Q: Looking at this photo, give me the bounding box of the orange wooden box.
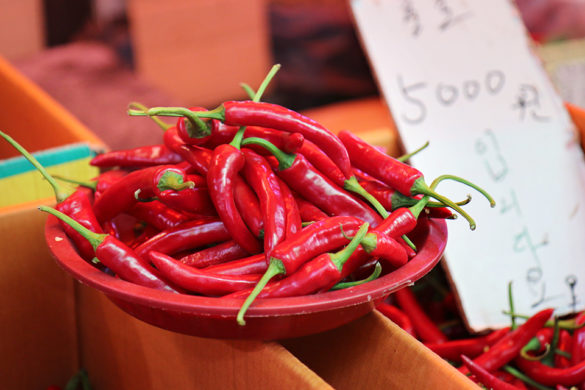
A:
[0,55,477,389]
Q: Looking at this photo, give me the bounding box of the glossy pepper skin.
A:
[180,240,248,268]
[221,100,353,179]
[135,218,231,258]
[242,149,287,256]
[394,287,448,344]
[90,144,182,168]
[207,144,262,254]
[272,153,382,227]
[339,130,422,196]
[57,187,104,260]
[515,355,585,387]
[294,196,328,222]
[129,201,190,231]
[460,355,518,390]
[460,308,554,375]
[204,254,267,275]
[424,327,509,362]
[277,177,302,238]
[148,251,261,296]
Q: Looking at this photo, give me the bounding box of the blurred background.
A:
[2,0,585,150]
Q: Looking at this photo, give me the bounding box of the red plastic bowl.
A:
[45,215,447,340]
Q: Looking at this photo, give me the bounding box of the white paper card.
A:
[351,0,585,331]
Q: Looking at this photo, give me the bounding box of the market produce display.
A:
[377,273,585,389]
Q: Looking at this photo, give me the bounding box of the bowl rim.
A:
[45,215,447,318]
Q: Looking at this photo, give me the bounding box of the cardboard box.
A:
[1,55,476,389]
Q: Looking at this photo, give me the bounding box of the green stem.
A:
[541,317,560,366]
[53,174,97,190]
[0,130,68,202]
[418,177,477,230]
[240,83,256,100]
[252,64,281,102]
[330,262,382,290]
[431,174,496,208]
[502,365,553,390]
[128,102,173,130]
[241,137,296,170]
[237,259,286,326]
[128,106,215,136]
[502,311,585,330]
[331,222,369,271]
[157,171,194,192]
[397,141,430,162]
[39,206,107,251]
[343,176,389,218]
[508,281,517,330]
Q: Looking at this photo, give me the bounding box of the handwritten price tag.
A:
[351,0,585,330]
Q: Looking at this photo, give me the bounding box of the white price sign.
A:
[351,0,585,331]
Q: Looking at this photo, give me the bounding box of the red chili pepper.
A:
[134,218,231,258]
[571,312,585,366]
[233,222,370,325]
[163,126,213,176]
[208,143,262,254]
[295,196,328,222]
[40,206,178,292]
[515,354,585,387]
[339,130,495,230]
[179,240,248,268]
[175,106,213,145]
[424,327,510,362]
[461,355,518,390]
[204,254,267,275]
[277,177,302,238]
[155,180,214,216]
[233,175,264,237]
[90,144,182,168]
[376,302,416,337]
[0,131,104,261]
[460,308,554,375]
[242,148,287,255]
[129,201,190,231]
[393,286,448,344]
[241,137,383,227]
[148,251,261,296]
[555,330,573,368]
[360,229,408,268]
[93,165,192,223]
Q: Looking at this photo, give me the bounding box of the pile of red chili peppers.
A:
[377,270,585,389]
[3,66,496,330]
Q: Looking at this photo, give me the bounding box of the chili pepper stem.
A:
[331,222,369,271]
[241,137,296,170]
[502,365,553,390]
[157,171,194,192]
[128,102,173,130]
[128,107,212,137]
[39,205,107,251]
[343,176,389,218]
[501,311,585,330]
[252,64,281,103]
[432,174,496,208]
[397,141,430,162]
[0,130,68,202]
[241,83,256,100]
[53,175,97,190]
[417,178,477,230]
[237,259,286,326]
[330,262,382,290]
[508,281,517,330]
[521,338,550,360]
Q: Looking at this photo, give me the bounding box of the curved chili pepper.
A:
[135,218,231,258]
[571,312,585,367]
[137,101,354,179]
[241,148,287,256]
[90,144,182,168]
[339,130,496,230]
[40,206,178,293]
[295,196,328,222]
[93,165,192,222]
[460,308,554,375]
[241,137,383,227]
[277,177,302,238]
[461,355,518,390]
[163,126,212,176]
[394,286,448,344]
[360,229,408,268]
[234,222,370,325]
[204,254,267,275]
[515,355,585,387]
[233,175,264,237]
[129,201,190,231]
[179,240,249,268]
[176,106,213,145]
[555,330,573,368]
[375,302,416,337]
[207,143,262,254]
[0,130,104,261]
[156,180,214,216]
[148,251,261,296]
[424,327,510,362]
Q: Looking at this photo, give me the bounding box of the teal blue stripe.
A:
[0,143,95,179]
